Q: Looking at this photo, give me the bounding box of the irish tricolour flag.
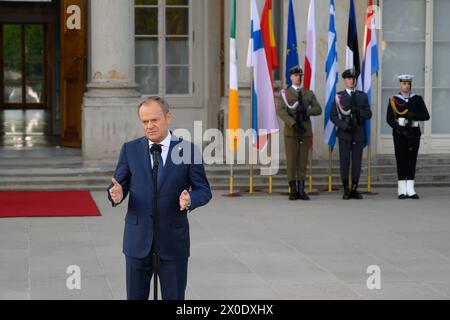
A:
[228,0,240,152]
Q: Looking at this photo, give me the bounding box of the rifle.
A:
[350,91,363,127]
[295,91,307,140]
[405,111,415,151]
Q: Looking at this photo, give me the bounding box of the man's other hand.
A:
[179,190,191,212]
[110,178,123,205]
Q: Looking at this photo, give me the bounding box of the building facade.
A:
[1,0,449,162]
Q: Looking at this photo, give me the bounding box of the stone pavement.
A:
[1,187,450,300]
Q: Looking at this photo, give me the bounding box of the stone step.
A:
[1,169,449,181]
[1,165,448,178]
[1,154,450,166]
[210,181,450,190]
[204,166,450,175]
[0,185,108,192]
[1,162,450,178]
[0,168,115,177]
[0,156,84,165]
[1,155,450,191]
[1,174,449,191]
[1,181,449,192]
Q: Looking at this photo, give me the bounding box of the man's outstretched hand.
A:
[179,190,191,212]
[110,178,123,205]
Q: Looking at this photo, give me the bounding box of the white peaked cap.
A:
[398,74,415,82]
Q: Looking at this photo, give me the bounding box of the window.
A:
[432,0,450,134]
[135,0,191,96]
[380,0,426,135]
[381,0,450,137]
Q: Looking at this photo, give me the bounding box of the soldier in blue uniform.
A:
[331,68,372,200]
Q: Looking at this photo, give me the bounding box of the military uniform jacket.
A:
[386,94,430,138]
[330,90,372,143]
[276,87,322,138]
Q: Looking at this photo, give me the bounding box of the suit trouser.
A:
[125,252,188,300]
[338,139,364,183]
[285,135,311,181]
[393,132,420,180]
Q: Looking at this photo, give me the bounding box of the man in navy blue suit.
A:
[108,97,212,300]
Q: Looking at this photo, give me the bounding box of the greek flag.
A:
[324,0,338,149]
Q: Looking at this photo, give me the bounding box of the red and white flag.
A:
[304,0,316,148]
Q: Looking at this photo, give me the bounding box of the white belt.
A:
[396,118,420,127]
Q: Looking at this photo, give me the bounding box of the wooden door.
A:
[60,0,86,148]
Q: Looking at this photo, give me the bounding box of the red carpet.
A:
[0,191,101,218]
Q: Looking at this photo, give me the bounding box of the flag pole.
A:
[362,143,378,195]
[269,134,273,194]
[249,75,254,194]
[328,146,333,192]
[325,145,340,192]
[224,150,242,197]
[309,146,313,193]
[223,132,242,198]
[250,164,254,193]
[367,145,371,193]
[307,145,319,195]
[230,163,234,194]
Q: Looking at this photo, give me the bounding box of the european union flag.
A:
[285,0,299,86]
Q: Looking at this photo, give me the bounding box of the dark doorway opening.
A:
[0,1,60,149]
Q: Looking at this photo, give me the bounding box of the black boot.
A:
[342,180,351,200]
[297,180,310,200]
[289,181,298,200]
[351,181,363,199]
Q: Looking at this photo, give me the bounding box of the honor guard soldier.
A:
[386,74,430,199]
[276,65,322,201]
[331,68,372,200]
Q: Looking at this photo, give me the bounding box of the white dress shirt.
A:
[292,85,302,92]
[346,88,355,96]
[148,131,172,168]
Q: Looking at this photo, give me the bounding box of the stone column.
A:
[83,0,142,162]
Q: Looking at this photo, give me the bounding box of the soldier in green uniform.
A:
[276,66,322,201]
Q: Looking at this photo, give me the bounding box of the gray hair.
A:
[137,96,170,115]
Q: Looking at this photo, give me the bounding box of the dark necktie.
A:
[157,152,164,184]
[350,91,356,109]
[153,145,164,185]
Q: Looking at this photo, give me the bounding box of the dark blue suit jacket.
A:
[330,90,372,143]
[107,135,212,260]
